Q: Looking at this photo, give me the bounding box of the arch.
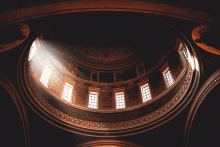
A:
[0,0,218,26]
[183,68,220,147]
[0,71,30,147]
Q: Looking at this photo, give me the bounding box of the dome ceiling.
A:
[47,12,175,69]
[18,11,200,137]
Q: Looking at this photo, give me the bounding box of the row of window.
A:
[38,64,175,109]
[29,41,188,109]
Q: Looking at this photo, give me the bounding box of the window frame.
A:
[162,67,174,88]
[88,91,99,109]
[178,41,189,65]
[61,82,74,102]
[115,92,126,109]
[140,83,152,103]
[181,47,188,60]
[40,65,52,88]
[113,87,126,109]
[28,41,37,61]
[87,87,101,109]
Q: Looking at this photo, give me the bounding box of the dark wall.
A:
[149,71,165,97]
[168,51,184,79]
[0,85,26,147]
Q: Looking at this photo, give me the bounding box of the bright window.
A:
[40,65,51,87]
[141,83,152,103]
[115,92,125,109]
[62,82,73,102]
[88,92,98,109]
[163,68,174,87]
[182,47,188,60]
[28,41,37,61]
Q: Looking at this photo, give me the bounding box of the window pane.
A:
[62,82,73,102]
[182,47,188,60]
[115,92,125,109]
[88,92,98,109]
[141,84,152,103]
[164,69,174,87]
[28,41,37,61]
[40,65,51,87]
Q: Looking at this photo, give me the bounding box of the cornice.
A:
[28,61,189,113]
[25,62,193,133]
[0,0,218,27]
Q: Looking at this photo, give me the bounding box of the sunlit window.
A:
[40,65,51,87]
[28,41,37,61]
[182,47,188,60]
[140,83,152,103]
[88,92,98,109]
[62,82,73,102]
[163,68,174,87]
[115,92,125,109]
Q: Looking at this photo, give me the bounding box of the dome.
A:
[18,11,199,137]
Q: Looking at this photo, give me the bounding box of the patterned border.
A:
[25,62,193,131]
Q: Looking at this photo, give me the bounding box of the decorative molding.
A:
[0,71,30,147]
[15,17,200,138]
[25,61,193,131]
[183,68,220,147]
[29,58,189,113]
[0,0,217,26]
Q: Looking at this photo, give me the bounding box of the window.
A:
[88,92,98,109]
[40,65,52,87]
[141,83,152,103]
[181,47,188,60]
[28,41,37,61]
[62,82,73,102]
[115,92,125,109]
[163,67,174,87]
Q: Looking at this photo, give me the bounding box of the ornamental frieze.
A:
[25,61,192,131]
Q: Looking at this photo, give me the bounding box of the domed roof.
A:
[46,12,175,70]
[18,11,199,137]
